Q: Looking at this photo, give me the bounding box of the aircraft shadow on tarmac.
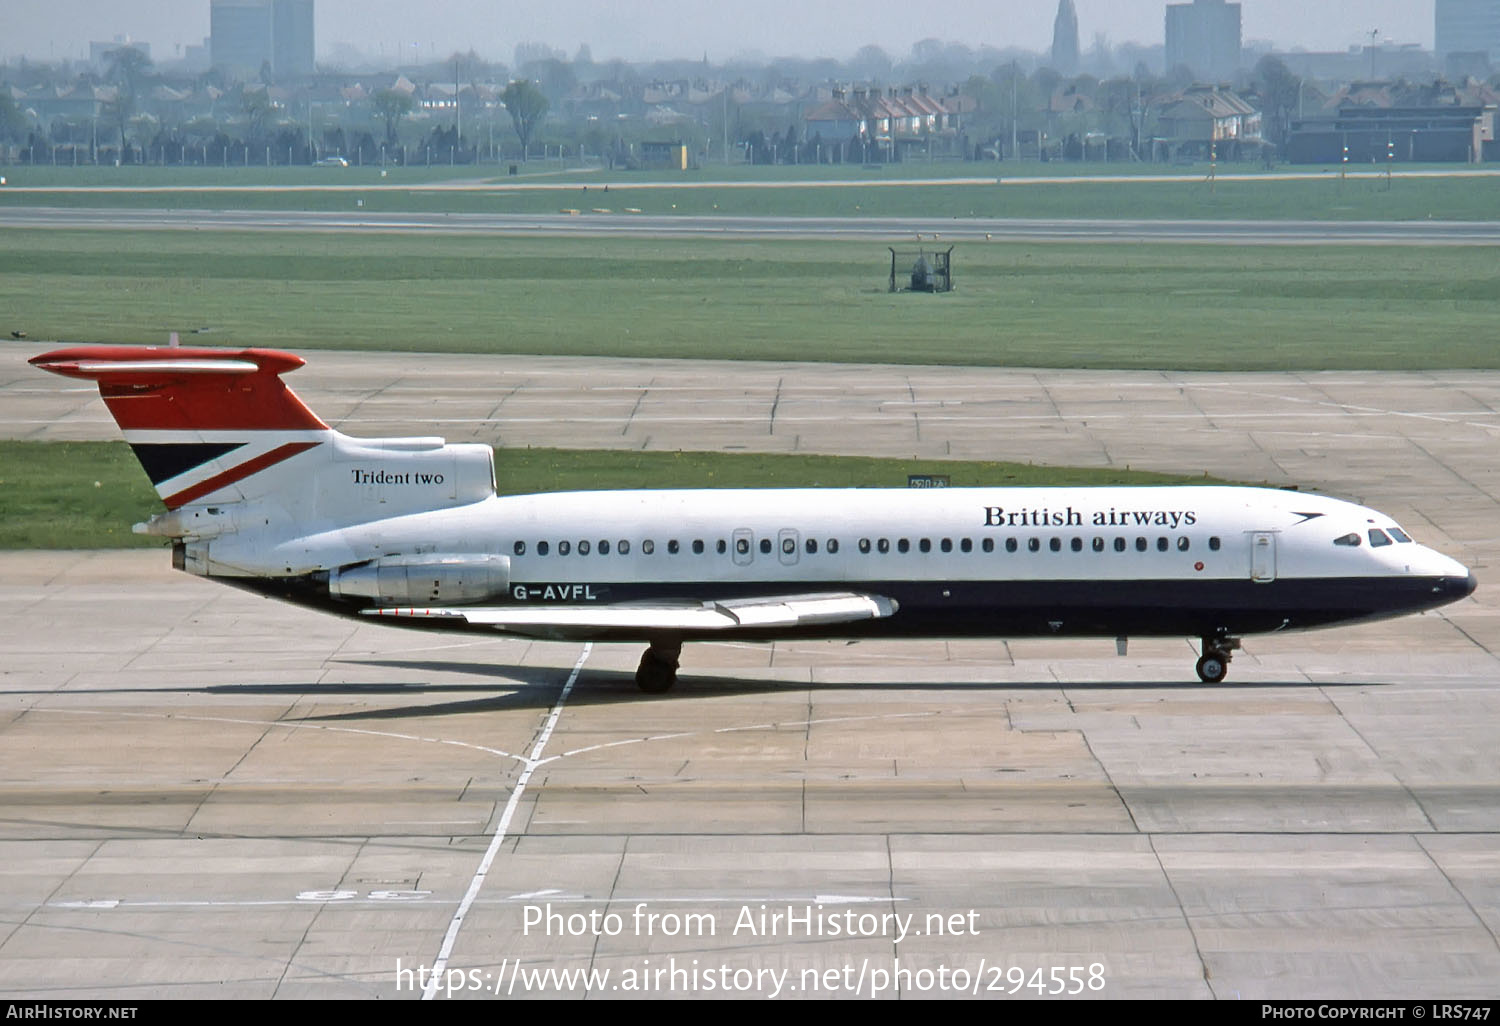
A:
[7,659,1385,724]
[283,657,1380,723]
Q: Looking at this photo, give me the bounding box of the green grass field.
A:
[2,162,1497,220]
[0,442,165,548]
[0,441,1222,549]
[4,227,1497,370]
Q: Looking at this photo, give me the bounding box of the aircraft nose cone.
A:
[1445,572,1479,599]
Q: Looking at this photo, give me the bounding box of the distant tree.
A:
[524,58,576,107]
[1254,55,1302,154]
[908,38,947,67]
[99,95,132,161]
[501,79,548,159]
[104,46,153,161]
[581,121,608,160]
[239,87,275,149]
[1031,65,1063,99]
[105,46,152,100]
[850,44,893,81]
[352,130,378,165]
[0,88,28,145]
[371,88,413,148]
[1096,77,1134,153]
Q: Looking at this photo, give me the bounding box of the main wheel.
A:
[635,647,678,693]
[1195,652,1228,684]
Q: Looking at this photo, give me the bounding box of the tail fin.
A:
[31,345,328,510]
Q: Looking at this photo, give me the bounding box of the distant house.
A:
[26,82,117,123]
[1153,85,1262,159]
[803,85,963,160]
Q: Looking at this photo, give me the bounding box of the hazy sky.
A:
[6,1,1438,65]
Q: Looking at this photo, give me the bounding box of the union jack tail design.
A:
[31,345,330,510]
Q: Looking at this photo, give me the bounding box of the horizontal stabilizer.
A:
[30,345,327,433]
[363,591,898,637]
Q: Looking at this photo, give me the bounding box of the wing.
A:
[361,591,898,639]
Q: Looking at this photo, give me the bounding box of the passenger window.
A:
[1177,537,1190,551]
[717,539,727,554]
[1209,537,1221,551]
[578,540,591,555]
[1071,538,1083,552]
[668,540,680,554]
[1027,538,1040,553]
[736,538,749,555]
[598,540,609,555]
[694,540,706,555]
[1093,537,1105,552]
[982,538,995,553]
[828,539,839,554]
[559,540,571,556]
[897,539,910,553]
[1156,537,1168,552]
[878,539,890,553]
[940,539,952,553]
[805,538,818,554]
[1135,538,1147,552]
[642,540,654,555]
[859,538,871,554]
[960,539,972,553]
[618,540,629,555]
[538,541,550,556]
[1388,527,1412,543]
[1334,533,1361,547]
[759,538,771,555]
[1114,538,1126,552]
[514,540,526,556]
[1368,529,1393,547]
[782,538,796,555]
[1005,538,1017,553]
[919,538,931,553]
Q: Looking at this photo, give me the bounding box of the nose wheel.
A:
[1196,635,1240,683]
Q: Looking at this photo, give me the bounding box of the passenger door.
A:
[1250,532,1277,583]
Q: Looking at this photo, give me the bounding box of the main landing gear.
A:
[635,637,682,693]
[1195,634,1241,683]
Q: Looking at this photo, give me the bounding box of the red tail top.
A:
[31,345,328,432]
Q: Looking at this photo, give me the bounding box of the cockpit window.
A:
[1334,533,1361,547]
[1368,529,1393,547]
[1388,527,1413,543]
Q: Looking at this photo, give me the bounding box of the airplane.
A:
[32,344,1477,691]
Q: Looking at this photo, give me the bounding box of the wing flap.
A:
[363,591,897,635]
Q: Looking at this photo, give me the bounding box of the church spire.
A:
[1052,0,1080,74]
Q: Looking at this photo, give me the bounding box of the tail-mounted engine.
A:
[329,553,511,606]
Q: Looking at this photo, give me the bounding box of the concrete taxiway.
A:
[1,346,1498,998]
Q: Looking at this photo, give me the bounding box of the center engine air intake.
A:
[329,554,511,606]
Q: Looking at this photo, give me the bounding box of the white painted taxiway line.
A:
[421,642,592,1001]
